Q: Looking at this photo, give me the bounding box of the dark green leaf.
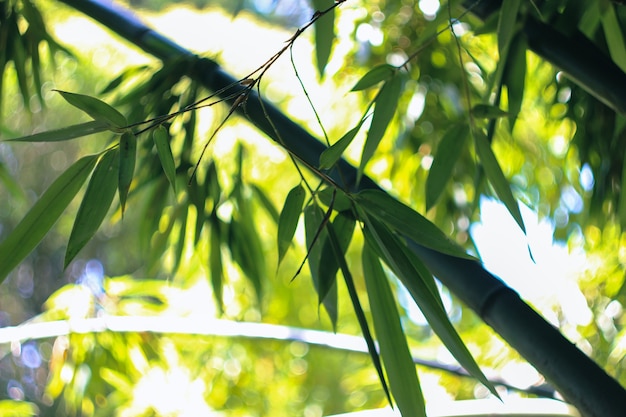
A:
[319,119,365,170]
[317,187,352,212]
[503,34,527,130]
[358,74,404,183]
[471,104,509,119]
[5,121,111,142]
[250,184,279,224]
[277,184,306,266]
[351,64,395,91]
[56,90,128,129]
[209,215,224,313]
[312,0,335,78]
[473,131,526,233]
[426,124,469,210]
[601,3,626,72]
[118,131,137,214]
[65,149,119,267]
[318,212,355,308]
[228,218,264,301]
[355,189,474,259]
[153,125,177,194]
[0,154,98,284]
[361,216,499,399]
[497,0,521,56]
[362,245,426,417]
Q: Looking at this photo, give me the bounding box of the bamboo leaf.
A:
[473,131,526,233]
[355,189,474,260]
[56,90,128,129]
[313,0,335,78]
[503,34,527,130]
[361,215,499,399]
[351,64,395,91]
[228,218,264,301]
[209,215,224,312]
[0,154,98,284]
[250,184,279,224]
[277,184,306,266]
[5,121,111,142]
[426,124,469,211]
[318,212,355,308]
[358,74,403,183]
[471,104,509,119]
[601,2,626,72]
[65,149,119,267]
[118,131,137,214]
[153,125,177,194]
[319,119,365,170]
[362,244,426,417]
[497,0,521,56]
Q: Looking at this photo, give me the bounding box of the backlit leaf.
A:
[358,74,404,183]
[313,0,335,78]
[601,2,626,72]
[153,125,177,193]
[277,184,306,266]
[356,189,474,259]
[65,149,119,267]
[5,121,111,142]
[0,154,98,284]
[362,244,426,417]
[56,90,128,129]
[474,131,525,233]
[319,119,365,170]
[361,215,499,399]
[209,215,224,312]
[426,124,469,210]
[351,64,395,91]
[118,131,137,214]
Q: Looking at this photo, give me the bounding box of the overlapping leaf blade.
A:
[503,33,527,130]
[118,131,137,214]
[362,244,426,417]
[5,121,111,142]
[426,124,469,211]
[497,0,521,57]
[65,149,119,267]
[56,90,128,129]
[0,154,98,283]
[153,125,177,193]
[355,189,474,260]
[351,64,395,91]
[319,120,365,170]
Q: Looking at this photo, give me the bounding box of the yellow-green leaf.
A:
[362,244,426,417]
[426,124,469,210]
[65,149,119,267]
[277,184,306,266]
[356,189,474,259]
[153,125,177,193]
[474,131,526,233]
[318,212,355,307]
[497,0,521,56]
[351,64,395,91]
[118,131,137,214]
[358,74,404,183]
[0,154,98,284]
[601,2,626,72]
[319,120,364,170]
[313,0,335,78]
[56,90,127,129]
[5,121,110,142]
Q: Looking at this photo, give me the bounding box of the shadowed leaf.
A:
[277,184,306,266]
[153,125,177,194]
[118,131,137,214]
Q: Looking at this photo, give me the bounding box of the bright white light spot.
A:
[549,135,568,157]
[560,186,583,213]
[407,85,427,122]
[356,23,384,46]
[580,163,594,191]
[419,0,440,19]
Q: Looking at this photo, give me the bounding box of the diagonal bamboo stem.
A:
[56,1,626,416]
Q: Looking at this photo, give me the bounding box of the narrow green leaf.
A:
[118,131,137,214]
[362,245,426,417]
[312,0,335,78]
[172,206,188,273]
[503,34,527,130]
[153,125,177,194]
[65,149,119,267]
[601,2,626,72]
[11,23,30,108]
[319,119,365,170]
[471,104,509,119]
[250,184,279,224]
[5,121,111,142]
[317,186,352,212]
[355,189,474,260]
[426,124,469,210]
[318,212,355,307]
[0,155,98,284]
[56,90,128,129]
[351,64,395,91]
[304,203,337,326]
[277,184,306,266]
[358,74,403,183]
[361,215,499,399]
[497,0,521,56]
[209,215,224,313]
[473,131,526,233]
[228,218,264,301]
